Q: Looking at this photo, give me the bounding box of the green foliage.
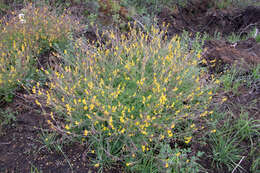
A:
[218,63,260,96]
[0,2,9,16]
[251,64,260,81]
[250,28,260,43]
[30,164,42,173]
[227,32,243,43]
[210,132,242,171]
[156,143,203,173]
[251,156,260,173]
[208,112,242,171]
[205,27,260,44]
[39,130,59,152]
[226,28,260,43]
[208,110,260,172]
[219,68,239,93]
[0,108,16,133]
[33,25,216,171]
[234,112,260,146]
[121,0,188,16]
[255,34,260,43]
[215,0,234,9]
[215,0,260,9]
[0,3,77,103]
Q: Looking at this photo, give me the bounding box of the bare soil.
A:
[202,38,260,73]
[0,93,99,173]
[158,0,260,37]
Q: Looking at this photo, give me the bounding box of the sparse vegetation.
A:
[0,108,16,134]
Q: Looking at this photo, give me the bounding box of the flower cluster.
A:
[0,4,76,102]
[34,24,214,170]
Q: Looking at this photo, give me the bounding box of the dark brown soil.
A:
[158,0,260,38]
[0,94,99,173]
[202,38,260,73]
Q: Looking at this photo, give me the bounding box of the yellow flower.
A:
[73,99,77,105]
[126,162,132,166]
[89,104,95,111]
[222,97,227,102]
[165,162,169,168]
[13,40,16,49]
[32,86,36,94]
[200,111,208,117]
[196,87,201,91]
[184,136,192,144]
[82,98,86,105]
[86,114,92,119]
[160,135,165,140]
[202,58,207,64]
[159,93,167,105]
[142,145,146,152]
[168,130,173,137]
[65,124,70,130]
[104,110,109,116]
[88,82,94,89]
[84,129,88,136]
[120,116,125,123]
[176,152,181,157]
[94,163,99,168]
[50,112,54,120]
[35,99,41,106]
[211,129,216,133]
[172,87,178,92]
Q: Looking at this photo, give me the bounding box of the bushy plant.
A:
[34,24,215,171]
[0,3,77,103]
